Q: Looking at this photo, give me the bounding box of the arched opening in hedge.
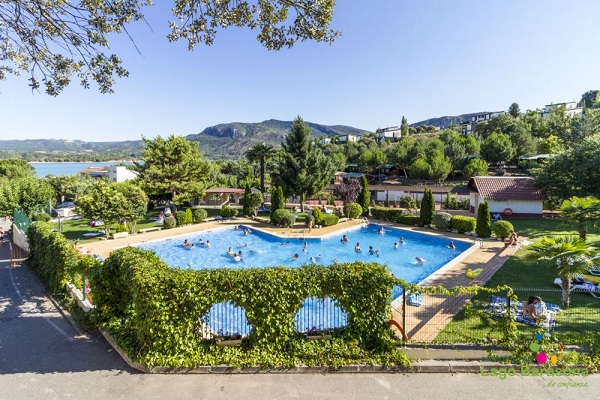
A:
[199,301,251,340]
[294,296,348,334]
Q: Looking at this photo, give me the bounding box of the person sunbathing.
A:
[505,230,519,247]
[523,296,548,322]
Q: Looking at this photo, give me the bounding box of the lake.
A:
[30,162,135,177]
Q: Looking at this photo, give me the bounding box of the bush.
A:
[116,223,128,233]
[220,205,238,218]
[449,215,476,233]
[399,195,417,210]
[396,215,421,225]
[344,203,363,219]
[433,212,453,230]
[175,211,187,226]
[420,188,435,226]
[192,208,207,223]
[321,214,339,227]
[312,207,324,225]
[272,209,292,226]
[163,216,177,229]
[32,213,51,222]
[443,193,460,210]
[460,198,470,210]
[493,220,514,240]
[184,208,193,225]
[370,207,403,222]
[476,202,492,237]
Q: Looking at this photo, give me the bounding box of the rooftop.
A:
[467,176,546,201]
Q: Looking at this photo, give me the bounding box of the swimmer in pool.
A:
[355,243,361,252]
[415,257,426,264]
[399,237,406,244]
[448,241,456,249]
[340,235,349,243]
[378,227,384,235]
[205,240,211,248]
[310,256,316,265]
[227,247,235,256]
[375,249,381,256]
[368,246,374,255]
[394,242,399,249]
[292,253,299,261]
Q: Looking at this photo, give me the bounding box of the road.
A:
[1,221,599,399]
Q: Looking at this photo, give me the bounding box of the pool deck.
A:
[83,217,519,343]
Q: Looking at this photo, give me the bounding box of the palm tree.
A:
[559,196,600,240]
[527,236,597,309]
[246,143,276,195]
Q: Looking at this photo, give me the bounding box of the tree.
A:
[244,192,264,217]
[357,176,371,216]
[270,186,285,212]
[463,158,488,179]
[76,181,129,238]
[333,178,361,205]
[279,117,335,212]
[559,196,600,241]
[135,135,210,213]
[508,102,521,118]
[246,143,276,194]
[527,236,597,309]
[407,158,431,180]
[580,90,600,108]
[0,176,54,217]
[113,181,149,234]
[443,139,466,177]
[480,132,516,164]
[564,109,600,147]
[475,201,491,237]
[1,1,338,95]
[0,159,35,181]
[428,152,452,183]
[419,188,435,226]
[401,116,409,136]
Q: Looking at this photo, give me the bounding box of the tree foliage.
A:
[333,178,361,205]
[357,176,370,216]
[135,135,210,210]
[463,158,488,179]
[475,201,491,238]
[419,188,434,226]
[0,175,54,216]
[246,143,276,194]
[278,117,335,212]
[559,196,600,241]
[480,132,516,163]
[1,1,338,94]
[0,158,36,181]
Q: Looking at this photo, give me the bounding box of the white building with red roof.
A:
[467,176,547,218]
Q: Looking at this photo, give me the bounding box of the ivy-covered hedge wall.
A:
[92,247,399,366]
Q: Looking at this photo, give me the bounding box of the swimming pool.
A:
[138,223,471,336]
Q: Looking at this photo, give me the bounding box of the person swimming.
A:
[234,225,240,230]
[448,241,456,249]
[292,253,299,261]
[375,249,381,256]
[198,239,204,245]
[310,256,316,265]
[368,246,374,255]
[394,242,399,249]
[205,240,211,248]
[227,247,235,256]
[415,257,426,264]
[355,242,361,252]
[280,241,291,246]
[183,239,192,248]
[340,234,349,243]
[378,227,385,235]
[399,237,406,244]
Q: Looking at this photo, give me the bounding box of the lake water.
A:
[30,162,134,177]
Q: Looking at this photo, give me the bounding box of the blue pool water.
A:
[138,224,471,335]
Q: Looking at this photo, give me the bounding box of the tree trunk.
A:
[579,224,587,241]
[260,159,265,194]
[561,276,571,309]
[300,193,305,213]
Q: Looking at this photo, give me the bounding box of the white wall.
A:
[487,200,543,215]
[107,166,138,183]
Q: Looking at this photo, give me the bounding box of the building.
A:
[461,111,505,136]
[337,134,359,143]
[78,165,138,182]
[540,101,583,118]
[203,188,245,206]
[376,127,401,143]
[467,176,546,218]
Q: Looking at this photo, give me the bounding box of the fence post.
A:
[402,288,407,344]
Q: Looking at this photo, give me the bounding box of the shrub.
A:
[493,220,514,239]
[244,192,264,216]
[344,202,363,219]
[433,212,453,230]
[312,207,324,225]
[230,208,239,217]
[32,213,51,222]
[272,209,292,226]
[175,211,187,226]
[396,215,421,225]
[463,158,488,179]
[221,205,232,218]
[370,207,403,222]
[192,208,207,223]
[271,186,285,212]
[476,202,492,237]
[420,188,435,226]
[358,176,371,216]
[449,215,476,233]
[116,223,128,233]
[321,214,339,227]
[443,193,460,210]
[399,195,417,210]
[163,216,177,229]
[460,198,470,210]
[384,191,390,207]
[184,208,193,225]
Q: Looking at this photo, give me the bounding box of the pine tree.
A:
[420,188,435,226]
[401,116,409,136]
[357,176,371,216]
[476,201,492,237]
[242,184,252,216]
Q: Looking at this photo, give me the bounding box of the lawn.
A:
[433,218,600,347]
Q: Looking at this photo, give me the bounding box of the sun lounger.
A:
[553,278,600,298]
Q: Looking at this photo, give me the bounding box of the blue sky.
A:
[1,0,599,142]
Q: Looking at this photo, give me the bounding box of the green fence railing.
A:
[13,209,32,233]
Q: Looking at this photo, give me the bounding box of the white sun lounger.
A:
[554,278,600,298]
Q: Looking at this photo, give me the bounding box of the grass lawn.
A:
[434,218,600,346]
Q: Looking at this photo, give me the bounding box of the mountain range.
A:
[0,114,486,160]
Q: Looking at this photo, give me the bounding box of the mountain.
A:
[185,119,371,158]
[411,112,492,130]
[0,120,370,161]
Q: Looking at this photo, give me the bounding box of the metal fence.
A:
[391,287,600,347]
[13,209,31,233]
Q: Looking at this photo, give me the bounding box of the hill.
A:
[185,119,371,158]
[411,112,491,129]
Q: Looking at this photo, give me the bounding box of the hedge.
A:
[272,209,292,226]
[175,210,187,226]
[344,203,363,219]
[370,207,403,222]
[493,220,514,240]
[192,208,208,223]
[163,216,177,229]
[449,215,476,233]
[433,212,453,230]
[321,214,339,227]
[312,207,324,225]
[92,247,401,367]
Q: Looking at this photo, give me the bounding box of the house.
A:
[203,187,245,206]
[467,176,546,218]
[337,134,359,143]
[376,127,401,143]
[540,101,583,118]
[78,165,138,182]
[461,111,505,136]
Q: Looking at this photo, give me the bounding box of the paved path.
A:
[2,220,599,399]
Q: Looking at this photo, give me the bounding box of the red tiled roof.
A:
[467,177,546,201]
[205,187,245,194]
[79,166,108,173]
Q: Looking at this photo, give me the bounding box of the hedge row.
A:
[92,247,398,366]
[370,207,421,226]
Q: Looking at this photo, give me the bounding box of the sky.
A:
[1,0,599,142]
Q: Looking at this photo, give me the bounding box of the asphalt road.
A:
[1,222,599,400]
